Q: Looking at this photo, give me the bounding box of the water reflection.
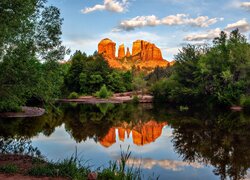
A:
[0,103,250,179]
[169,111,250,180]
[99,121,167,147]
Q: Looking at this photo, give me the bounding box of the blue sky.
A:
[47,0,250,60]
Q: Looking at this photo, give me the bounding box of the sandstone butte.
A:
[99,120,167,147]
[98,38,172,71]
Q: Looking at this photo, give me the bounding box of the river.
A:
[1,103,250,179]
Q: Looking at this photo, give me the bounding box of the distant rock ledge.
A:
[0,106,45,118]
[58,92,153,104]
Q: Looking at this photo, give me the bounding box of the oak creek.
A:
[1,103,250,180]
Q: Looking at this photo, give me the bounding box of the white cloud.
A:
[82,0,129,14]
[184,28,221,41]
[185,18,250,41]
[225,19,250,32]
[240,2,250,10]
[127,158,203,171]
[116,14,222,31]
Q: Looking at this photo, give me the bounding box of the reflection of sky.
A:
[32,124,218,179]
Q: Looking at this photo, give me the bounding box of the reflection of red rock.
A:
[132,121,167,146]
[118,128,125,142]
[99,121,167,148]
[99,127,116,148]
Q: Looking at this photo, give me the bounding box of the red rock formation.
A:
[98,38,116,60]
[97,38,169,71]
[132,40,163,61]
[126,47,131,57]
[118,44,125,59]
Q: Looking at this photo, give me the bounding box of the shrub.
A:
[95,85,113,99]
[132,96,140,104]
[0,164,18,174]
[68,92,79,99]
[240,95,250,111]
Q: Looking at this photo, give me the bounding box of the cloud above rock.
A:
[82,0,129,14]
[185,19,250,41]
[115,14,223,31]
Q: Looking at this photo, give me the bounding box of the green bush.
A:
[240,95,250,111]
[0,164,18,174]
[95,85,113,99]
[68,92,79,99]
[132,95,140,104]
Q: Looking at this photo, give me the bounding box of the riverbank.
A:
[0,152,140,180]
[0,107,45,118]
[58,92,153,104]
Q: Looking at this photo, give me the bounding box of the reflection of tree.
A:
[169,112,250,180]
[62,103,155,143]
[0,109,63,138]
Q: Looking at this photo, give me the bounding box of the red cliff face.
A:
[118,44,125,59]
[99,121,167,148]
[132,40,163,61]
[98,38,116,60]
[98,38,170,71]
[126,47,131,57]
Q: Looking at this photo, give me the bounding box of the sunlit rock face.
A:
[99,120,167,147]
[126,47,131,57]
[98,38,116,60]
[98,38,171,71]
[132,40,163,61]
[118,44,125,59]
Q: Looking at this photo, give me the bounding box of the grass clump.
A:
[0,164,18,174]
[68,92,79,99]
[95,85,113,99]
[98,146,141,180]
[28,156,90,179]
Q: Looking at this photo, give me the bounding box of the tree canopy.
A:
[0,0,67,112]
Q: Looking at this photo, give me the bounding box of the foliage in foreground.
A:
[0,0,68,112]
[0,137,142,179]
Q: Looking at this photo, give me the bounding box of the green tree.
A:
[0,0,67,112]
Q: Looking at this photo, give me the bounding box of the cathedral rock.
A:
[98,120,167,147]
[98,38,170,71]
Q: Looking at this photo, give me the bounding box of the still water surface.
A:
[1,103,250,179]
